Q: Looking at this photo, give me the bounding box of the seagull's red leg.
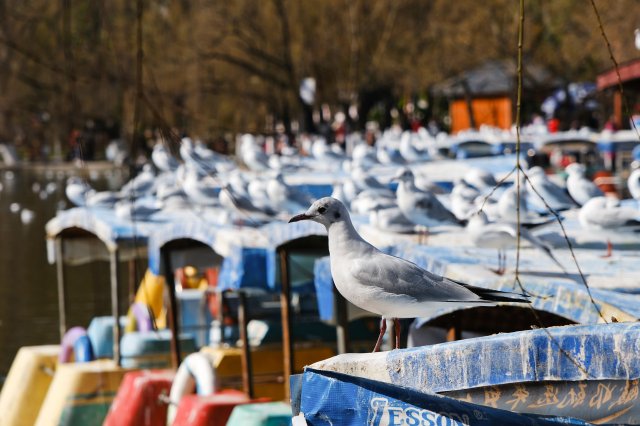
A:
[394,318,401,350]
[492,250,505,275]
[372,317,387,352]
[601,240,613,258]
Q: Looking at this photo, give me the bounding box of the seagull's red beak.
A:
[289,213,310,223]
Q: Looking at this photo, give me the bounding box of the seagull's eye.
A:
[318,206,327,214]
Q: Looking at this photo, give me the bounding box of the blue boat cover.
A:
[146,218,326,292]
[293,368,592,425]
[45,206,165,251]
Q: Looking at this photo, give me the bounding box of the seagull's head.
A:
[391,167,413,183]
[288,197,347,227]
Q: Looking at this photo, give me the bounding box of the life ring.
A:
[166,352,219,425]
[59,326,95,363]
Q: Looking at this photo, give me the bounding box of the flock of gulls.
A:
[4,128,637,254]
[3,128,640,350]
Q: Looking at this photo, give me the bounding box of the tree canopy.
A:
[0,0,637,156]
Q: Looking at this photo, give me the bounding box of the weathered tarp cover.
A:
[292,368,592,425]
[45,206,162,250]
[146,218,326,292]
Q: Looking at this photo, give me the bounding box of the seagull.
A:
[182,165,221,207]
[180,137,217,175]
[463,168,497,192]
[526,166,577,212]
[65,176,92,206]
[399,131,430,163]
[289,197,530,352]
[120,163,156,198]
[578,196,640,257]
[239,134,270,172]
[450,179,481,221]
[369,206,417,234]
[566,163,603,206]
[393,168,461,232]
[219,183,276,224]
[467,211,565,275]
[151,142,180,173]
[267,172,314,214]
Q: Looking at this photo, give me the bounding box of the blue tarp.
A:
[293,368,592,425]
[384,322,640,392]
[307,322,640,423]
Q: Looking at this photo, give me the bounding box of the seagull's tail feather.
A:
[520,227,567,274]
[521,216,560,230]
[450,280,531,304]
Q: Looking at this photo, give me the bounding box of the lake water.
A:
[0,166,128,379]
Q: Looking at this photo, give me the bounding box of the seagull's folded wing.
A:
[352,253,480,303]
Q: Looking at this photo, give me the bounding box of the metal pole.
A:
[334,284,349,354]
[278,248,293,402]
[237,291,254,398]
[110,249,121,366]
[162,247,182,369]
[216,289,226,345]
[55,238,67,341]
[128,259,137,305]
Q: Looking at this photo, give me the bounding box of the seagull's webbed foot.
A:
[372,317,387,353]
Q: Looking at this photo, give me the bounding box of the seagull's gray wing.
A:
[352,253,485,303]
[413,192,460,225]
[227,188,275,216]
[534,179,576,210]
[569,177,603,205]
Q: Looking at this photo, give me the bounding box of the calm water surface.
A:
[0,166,128,378]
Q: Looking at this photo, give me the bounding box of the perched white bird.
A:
[120,163,156,198]
[566,163,603,206]
[450,179,481,221]
[240,134,270,172]
[467,211,565,274]
[394,168,461,230]
[526,166,577,212]
[463,168,497,192]
[219,184,276,224]
[65,176,92,206]
[351,167,394,197]
[266,172,314,214]
[578,196,640,257]
[182,166,221,207]
[151,142,180,173]
[349,190,396,215]
[289,197,529,351]
[399,131,430,163]
[369,206,417,234]
[311,138,346,163]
